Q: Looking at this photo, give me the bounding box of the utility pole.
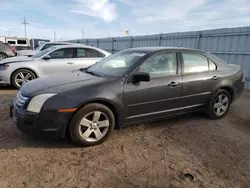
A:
[7,31,10,37]
[81,27,84,39]
[21,17,28,38]
[54,31,56,41]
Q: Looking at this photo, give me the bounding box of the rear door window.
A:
[85,48,105,58]
[182,53,209,74]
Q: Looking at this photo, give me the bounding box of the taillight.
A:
[9,46,15,55]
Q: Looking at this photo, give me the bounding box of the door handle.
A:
[67,62,74,65]
[211,76,219,80]
[168,81,179,87]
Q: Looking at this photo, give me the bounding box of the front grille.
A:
[15,91,29,108]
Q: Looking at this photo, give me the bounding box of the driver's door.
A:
[40,48,75,75]
[124,52,182,124]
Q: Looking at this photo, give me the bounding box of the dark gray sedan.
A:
[10,47,245,146]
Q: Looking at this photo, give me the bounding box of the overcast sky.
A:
[0,0,249,40]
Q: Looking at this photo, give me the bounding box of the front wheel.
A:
[206,89,231,119]
[11,69,36,89]
[69,103,115,147]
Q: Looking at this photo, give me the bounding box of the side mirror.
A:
[43,55,51,60]
[133,72,150,83]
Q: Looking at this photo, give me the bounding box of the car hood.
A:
[21,70,107,97]
[0,56,34,65]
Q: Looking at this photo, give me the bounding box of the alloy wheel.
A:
[14,72,34,88]
[78,111,110,142]
[213,94,229,116]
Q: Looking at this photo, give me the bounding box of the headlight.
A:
[0,65,9,70]
[27,93,57,113]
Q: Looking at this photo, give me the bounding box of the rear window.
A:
[207,53,228,65]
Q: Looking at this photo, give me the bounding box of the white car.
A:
[0,44,110,89]
[16,42,74,56]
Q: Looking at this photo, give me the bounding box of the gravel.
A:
[0,88,250,188]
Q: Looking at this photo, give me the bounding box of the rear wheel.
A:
[11,69,36,89]
[0,53,8,60]
[69,103,115,147]
[206,89,231,119]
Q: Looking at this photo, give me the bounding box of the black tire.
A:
[205,89,231,119]
[69,103,115,147]
[0,52,8,60]
[11,69,36,89]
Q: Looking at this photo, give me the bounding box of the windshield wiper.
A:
[80,68,100,77]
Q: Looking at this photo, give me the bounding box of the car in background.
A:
[16,42,73,56]
[13,46,31,56]
[13,45,31,51]
[0,42,15,60]
[0,44,110,89]
[10,47,244,147]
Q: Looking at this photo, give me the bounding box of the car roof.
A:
[123,47,205,53]
[53,44,90,48]
[51,44,111,55]
[44,41,72,45]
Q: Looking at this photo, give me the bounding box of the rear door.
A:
[180,52,221,112]
[40,48,75,75]
[73,48,106,69]
[124,51,182,123]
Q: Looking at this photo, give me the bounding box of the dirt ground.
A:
[0,87,250,188]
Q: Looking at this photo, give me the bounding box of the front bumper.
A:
[0,70,11,85]
[10,102,73,139]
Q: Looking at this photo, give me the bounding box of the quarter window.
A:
[209,60,217,71]
[140,53,177,78]
[183,53,209,74]
[49,48,73,59]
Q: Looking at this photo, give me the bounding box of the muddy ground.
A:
[0,87,250,188]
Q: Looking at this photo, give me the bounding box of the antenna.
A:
[21,17,29,38]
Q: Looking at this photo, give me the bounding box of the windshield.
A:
[34,44,44,51]
[86,51,146,77]
[33,47,56,58]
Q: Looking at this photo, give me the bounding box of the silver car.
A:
[0,44,110,89]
